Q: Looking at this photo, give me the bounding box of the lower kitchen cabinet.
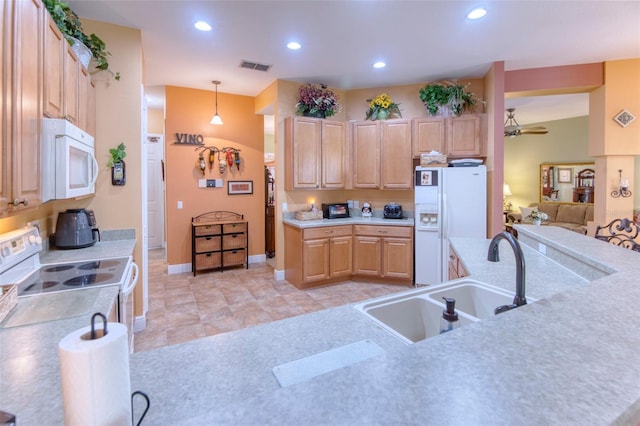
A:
[192,211,248,276]
[285,224,352,289]
[448,245,468,280]
[353,225,413,282]
[285,223,413,289]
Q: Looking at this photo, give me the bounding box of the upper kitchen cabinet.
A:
[351,119,413,190]
[412,114,485,158]
[285,116,346,190]
[42,9,95,131]
[1,0,43,214]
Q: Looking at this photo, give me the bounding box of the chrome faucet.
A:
[487,231,527,315]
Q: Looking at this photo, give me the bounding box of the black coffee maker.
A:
[55,209,100,249]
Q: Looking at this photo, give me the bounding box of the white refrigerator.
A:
[414,165,487,285]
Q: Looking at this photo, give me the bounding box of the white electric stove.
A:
[0,226,138,350]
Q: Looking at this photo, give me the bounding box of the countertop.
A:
[283,213,415,229]
[4,226,640,424]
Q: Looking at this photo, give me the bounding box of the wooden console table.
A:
[192,211,248,276]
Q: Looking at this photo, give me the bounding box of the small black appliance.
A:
[55,209,100,249]
[383,203,404,219]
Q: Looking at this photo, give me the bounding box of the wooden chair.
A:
[594,218,640,252]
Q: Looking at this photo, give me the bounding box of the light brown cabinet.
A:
[1,0,43,214]
[192,212,248,276]
[42,8,95,131]
[284,224,352,288]
[412,114,484,158]
[353,225,413,282]
[447,245,468,280]
[285,116,346,190]
[351,119,413,190]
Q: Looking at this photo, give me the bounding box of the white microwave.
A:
[41,119,98,202]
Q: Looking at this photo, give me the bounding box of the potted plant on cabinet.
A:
[295,84,339,118]
[365,93,402,120]
[418,80,480,117]
[107,143,126,186]
[43,0,120,80]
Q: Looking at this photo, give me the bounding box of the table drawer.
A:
[223,222,247,233]
[195,224,221,236]
[195,252,222,270]
[303,226,352,240]
[223,249,246,266]
[223,233,246,250]
[195,236,221,253]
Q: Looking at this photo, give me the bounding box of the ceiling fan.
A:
[504,108,549,137]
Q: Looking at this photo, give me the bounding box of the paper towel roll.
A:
[59,322,131,426]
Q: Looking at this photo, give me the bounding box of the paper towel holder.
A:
[80,312,108,340]
[132,391,150,425]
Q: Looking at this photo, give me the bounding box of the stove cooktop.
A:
[17,257,130,297]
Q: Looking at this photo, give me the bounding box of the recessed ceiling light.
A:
[194,21,212,31]
[373,61,386,69]
[287,41,301,50]
[467,7,487,20]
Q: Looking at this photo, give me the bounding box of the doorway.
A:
[146,133,166,249]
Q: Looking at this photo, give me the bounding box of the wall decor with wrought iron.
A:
[195,145,241,176]
[611,169,632,198]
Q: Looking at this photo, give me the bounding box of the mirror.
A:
[540,162,595,204]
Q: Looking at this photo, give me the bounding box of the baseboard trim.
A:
[134,315,146,332]
[274,269,285,281]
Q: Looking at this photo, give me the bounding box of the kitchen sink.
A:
[354,279,535,344]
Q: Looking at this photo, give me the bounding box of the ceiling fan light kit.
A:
[504,108,548,137]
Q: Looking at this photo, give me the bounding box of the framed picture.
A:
[419,170,432,186]
[227,180,253,195]
[558,168,572,183]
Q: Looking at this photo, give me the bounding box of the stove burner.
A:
[44,265,74,272]
[63,273,114,287]
[78,260,120,270]
[43,281,58,289]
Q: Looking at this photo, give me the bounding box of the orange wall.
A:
[165,86,265,266]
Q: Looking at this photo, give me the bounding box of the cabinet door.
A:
[63,43,79,124]
[11,0,43,211]
[0,0,10,211]
[382,238,413,279]
[302,239,329,282]
[351,121,380,188]
[77,65,91,131]
[381,120,412,189]
[329,235,352,277]
[321,120,346,189]
[353,235,381,275]
[446,115,481,157]
[285,117,321,189]
[43,13,64,118]
[412,117,446,157]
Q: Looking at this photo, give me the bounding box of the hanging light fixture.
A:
[210,80,223,125]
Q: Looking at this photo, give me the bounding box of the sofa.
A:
[507,202,594,235]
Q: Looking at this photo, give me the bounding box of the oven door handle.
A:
[121,262,139,296]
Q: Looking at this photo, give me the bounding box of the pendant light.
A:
[210,80,223,125]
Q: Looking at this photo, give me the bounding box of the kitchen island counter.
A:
[128,225,639,425]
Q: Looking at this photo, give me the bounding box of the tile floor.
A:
[134,249,411,352]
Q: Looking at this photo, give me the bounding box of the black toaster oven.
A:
[322,203,350,219]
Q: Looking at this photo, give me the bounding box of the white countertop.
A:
[3,227,640,424]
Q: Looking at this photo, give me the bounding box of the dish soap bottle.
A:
[439,297,459,334]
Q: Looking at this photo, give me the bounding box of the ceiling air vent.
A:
[240,60,271,72]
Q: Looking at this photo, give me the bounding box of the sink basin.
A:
[354,279,534,344]
[425,282,514,320]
